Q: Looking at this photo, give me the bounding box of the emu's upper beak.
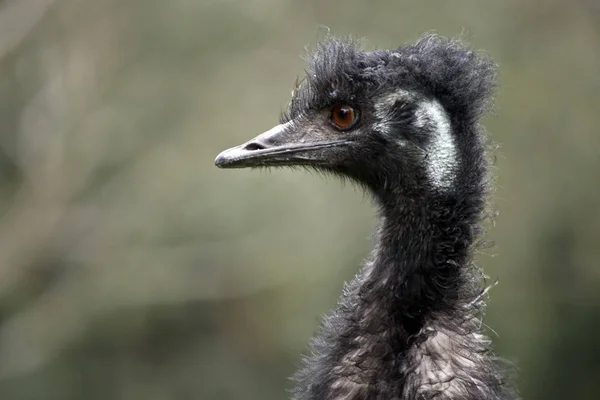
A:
[214,121,350,169]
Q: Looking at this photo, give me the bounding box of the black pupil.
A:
[338,108,350,120]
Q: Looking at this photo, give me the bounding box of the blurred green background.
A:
[0,0,599,399]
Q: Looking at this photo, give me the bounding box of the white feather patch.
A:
[417,99,458,191]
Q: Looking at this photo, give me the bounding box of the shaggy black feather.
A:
[218,34,517,399]
[282,35,496,129]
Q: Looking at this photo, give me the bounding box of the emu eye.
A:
[331,104,358,130]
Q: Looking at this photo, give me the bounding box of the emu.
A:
[215,35,515,400]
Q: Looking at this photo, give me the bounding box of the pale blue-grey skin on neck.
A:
[215,35,516,400]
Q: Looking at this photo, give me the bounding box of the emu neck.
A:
[292,190,491,400]
[366,195,479,323]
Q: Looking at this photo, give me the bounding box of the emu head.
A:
[215,36,497,201]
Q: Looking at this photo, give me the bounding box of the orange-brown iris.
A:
[331,104,357,129]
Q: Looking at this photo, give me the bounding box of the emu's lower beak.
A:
[214,122,349,169]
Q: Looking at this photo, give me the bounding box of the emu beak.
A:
[214,121,350,169]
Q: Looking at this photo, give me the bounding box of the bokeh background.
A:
[0,0,599,399]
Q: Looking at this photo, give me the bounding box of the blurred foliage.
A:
[0,0,599,399]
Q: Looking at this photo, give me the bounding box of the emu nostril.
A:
[244,142,267,151]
